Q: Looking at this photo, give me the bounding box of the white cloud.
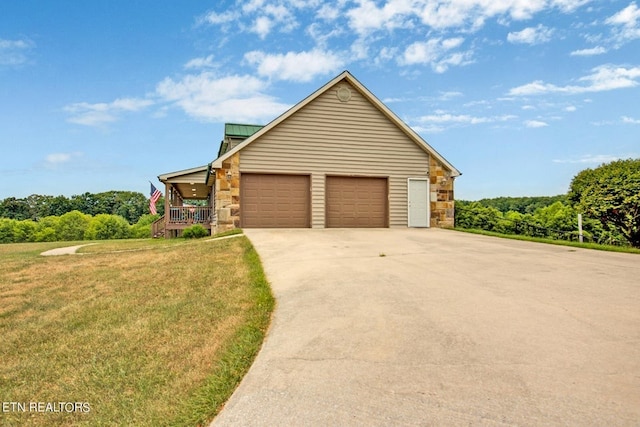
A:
[243,0,266,14]
[570,46,607,56]
[317,3,340,20]
[46,153,72,164]
[202,2,301,38]
[622,116,640,124]
[415,0,588,30]
[438,91,463,100]
[64,98,153,127]
[249,4,298,38]
[606,2,640,43]
[252,16,274,38]
[199,10,239,25]
[552,154,625,164]
[565,105,577,112]
[525,120,549,128]
[307,23,344,47]
[347,0,416,35]
[507,25,554,44]
[0,38,35,66]
[606,2,640,27]
[375,46,398,65]
[44,152,83,168]
[155,72,290,122]
[184,55,217,70]
[416,110,516,130]
[401,37,473,72]
[508,64,640,95]
[244,48,344,82]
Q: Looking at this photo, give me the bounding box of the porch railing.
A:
[151,215,165,238]
[168,206,213,224]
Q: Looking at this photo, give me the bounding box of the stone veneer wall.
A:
[430,156,455,228]
[213,152,240,234]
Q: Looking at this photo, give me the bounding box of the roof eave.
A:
[212,71,352,169]
[157,165,209,183]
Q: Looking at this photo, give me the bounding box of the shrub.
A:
[13,220,37,242]
[182,224,209,239]
[56,210,91,241]
[85,214,131,240]
[130,214,160,239]
[34,216,60,242]
[0,218,16,243]
[33,227,58,242]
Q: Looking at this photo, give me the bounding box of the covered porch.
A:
[154,166,214,238]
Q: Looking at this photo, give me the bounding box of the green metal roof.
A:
[224,123,264,138]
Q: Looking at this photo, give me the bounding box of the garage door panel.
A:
[241,174,310,228]
[326,176,388,228]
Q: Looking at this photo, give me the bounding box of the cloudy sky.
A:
[1,0,639,200]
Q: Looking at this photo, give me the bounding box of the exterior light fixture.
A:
[226,172,232,181]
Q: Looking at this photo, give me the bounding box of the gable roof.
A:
[225,123,264,138]
[217,123,264,157]
[211,70,461,177]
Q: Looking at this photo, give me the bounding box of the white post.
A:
[578,213,584,243]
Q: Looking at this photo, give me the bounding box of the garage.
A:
[240,174,310,228]
[326,176,388,228]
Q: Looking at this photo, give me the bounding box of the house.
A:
[155,71,460,237]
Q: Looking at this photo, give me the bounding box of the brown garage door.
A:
[326,176,388,228]
[241,174,310,228]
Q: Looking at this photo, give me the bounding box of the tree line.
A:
[0,191,164,224]
[455,200,625,246]
[456,158,640,248]
[0,191,168,243]
[0,211,160,243]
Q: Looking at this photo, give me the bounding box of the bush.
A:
[13,220,37,242]
[85,214,131,240]
[130,214,160,239]
[0,218,16,243]
[182,224,209,239]
[33,227,57,242]
[34,216,60,242]
[57,210,91,241]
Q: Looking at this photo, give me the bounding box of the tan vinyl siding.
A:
[239,81,430,228]
[311,173,325,228]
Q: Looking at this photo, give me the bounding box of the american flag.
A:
[149,183,162,215]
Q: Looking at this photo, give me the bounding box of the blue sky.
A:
[1,0,639,201]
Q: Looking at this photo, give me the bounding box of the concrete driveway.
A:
[212,228,640,426]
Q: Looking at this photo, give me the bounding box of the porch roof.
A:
[157,165,210,199]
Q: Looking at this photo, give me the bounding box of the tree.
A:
[0,197,31,220]
[569,158,640,248]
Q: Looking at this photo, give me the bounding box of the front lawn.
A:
[0,236,273,426]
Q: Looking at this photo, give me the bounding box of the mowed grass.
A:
[453,227,640,254]
[0,235,274,426]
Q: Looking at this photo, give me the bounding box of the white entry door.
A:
[408,179,430,227]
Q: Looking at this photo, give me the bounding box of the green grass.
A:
[0,235,273,426]
[453,227,640,254]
